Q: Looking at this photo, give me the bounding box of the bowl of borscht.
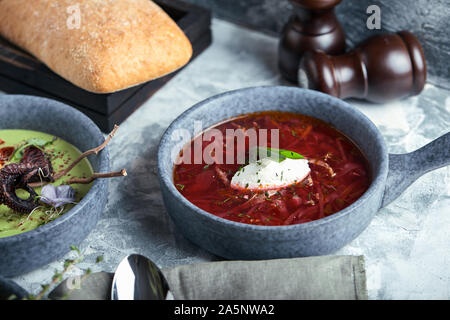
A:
[157,86,450,259]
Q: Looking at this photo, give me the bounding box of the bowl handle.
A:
[382,132,450,207]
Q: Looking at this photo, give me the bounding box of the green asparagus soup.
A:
[0,129,94,238]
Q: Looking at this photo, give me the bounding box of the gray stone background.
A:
[185,0,450,90]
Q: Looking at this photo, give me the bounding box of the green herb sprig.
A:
[9,245,103,300]
[254,146,304,162]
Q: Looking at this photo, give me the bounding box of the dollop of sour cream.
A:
[230,157,310,191]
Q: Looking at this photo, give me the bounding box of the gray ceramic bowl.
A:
[0,95,110,276]
[158,86,450,260]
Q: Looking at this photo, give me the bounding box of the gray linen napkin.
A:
[49,255,367,300]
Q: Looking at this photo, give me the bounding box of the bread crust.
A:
[0,0,193,93]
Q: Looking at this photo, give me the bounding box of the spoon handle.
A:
[382,132,450,207]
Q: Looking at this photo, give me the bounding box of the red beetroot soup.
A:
[173,111,371,226]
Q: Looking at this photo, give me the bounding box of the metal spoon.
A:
[111,254,173,300]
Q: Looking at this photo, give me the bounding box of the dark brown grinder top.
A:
[298,31,427,103]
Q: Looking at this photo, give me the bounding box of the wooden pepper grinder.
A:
[298,31,427,103]
[278,0,346,83]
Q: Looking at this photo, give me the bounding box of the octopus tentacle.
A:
[20,146,54,183]
[0,146,53,214]
[0,162,40,213]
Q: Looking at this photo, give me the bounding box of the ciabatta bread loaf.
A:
[0,0,193,93]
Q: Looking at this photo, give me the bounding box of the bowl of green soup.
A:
[0,95,110,276]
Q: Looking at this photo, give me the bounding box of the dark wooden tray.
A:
[0,0,212,132]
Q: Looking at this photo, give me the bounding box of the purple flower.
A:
[40,185,76,208]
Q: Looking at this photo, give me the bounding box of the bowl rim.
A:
[0,94,110,243]
[158,86,389,231]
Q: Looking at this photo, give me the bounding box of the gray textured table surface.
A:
[5,19,450,300]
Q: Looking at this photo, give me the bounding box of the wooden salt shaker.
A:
[298,31,427,103]
[278,0,346,82]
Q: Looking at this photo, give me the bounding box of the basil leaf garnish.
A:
[255,146,304,162]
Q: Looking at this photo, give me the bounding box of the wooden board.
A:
[0,0,212,132]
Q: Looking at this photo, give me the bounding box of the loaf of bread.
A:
[0,0,193,93]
